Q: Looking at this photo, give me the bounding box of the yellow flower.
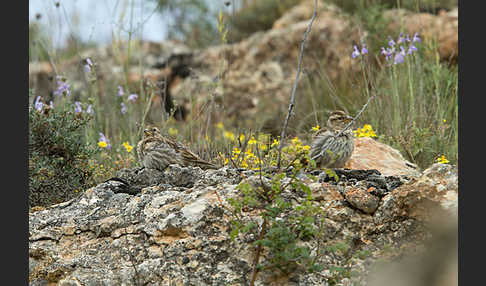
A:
[291,137,302,146]
[259,144,268,151]
[98,141,108,148]
[248,136,257,145]
[245,149,256,159]
[122,142,133,152]
[241,160,248,169]
[443,119,447,123]
[239,134,245,142]
[224,131,235,141]
[311,124,320,132]
[437,155,449,164]
[303,145,310,151]
[271,139,280,148]
[168,127,178,137]
[354,124,377,138]
[232,147,241,157]
[216,122,224,129]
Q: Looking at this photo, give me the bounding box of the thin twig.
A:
[335,94,376,137]
[277,0,318,170]
[249,217,267,286]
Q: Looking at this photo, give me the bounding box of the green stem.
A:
[407,56,415,125]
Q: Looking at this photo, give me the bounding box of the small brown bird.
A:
[309,110,355,168]
[136,126,219,171]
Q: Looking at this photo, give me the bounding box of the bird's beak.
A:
[143,129,151,136]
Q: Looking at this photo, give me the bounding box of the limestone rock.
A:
[373,163,457,227]
[344,186,381,214]
[345,137,420,177]
[29,162,457,285]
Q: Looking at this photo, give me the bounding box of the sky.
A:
[29,0,238,48]
[29,0,171,48]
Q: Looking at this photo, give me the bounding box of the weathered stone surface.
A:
[345,137,421,177]
[374,163,457,228]
[29,162,457,285]
[344,186,381,214]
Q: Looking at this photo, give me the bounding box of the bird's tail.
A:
[197,160,220,170]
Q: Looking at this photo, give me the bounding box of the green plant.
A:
[300,29,457,169]
[29,92,98,207]
[227,150,325,284]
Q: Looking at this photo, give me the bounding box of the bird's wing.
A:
[309,131,338,162]
[164,137,219,169]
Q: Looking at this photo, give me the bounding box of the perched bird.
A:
[136,126,219,171]
[309,110,355,168]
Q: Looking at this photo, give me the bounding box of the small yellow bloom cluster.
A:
[271,138,280,148]
[311,124,320,132]
[248,135,269,151]
[436,155,449,164]
[219,134,312,170]
[283,137,310,154]
[98,141,108,148]
[353,124,377,138]
[216,120,311,170]
[122,142,133,153]
[231,147,263,170]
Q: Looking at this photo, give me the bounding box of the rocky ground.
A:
[29,137,457,285]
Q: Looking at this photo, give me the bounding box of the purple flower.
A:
[408,44,418,54]
[53,77,71,97]
[34,96,43,111]
[74,101,82,113]
[381,33,420,66]
[393,52,404,65]
[84,58,92,74]
[397,33,405,44]
[121,102,127,114]
[351,45,361,58]
[400,46,406,54]
[351,43,367,59]
[412,32,421,43]
[98,132,112,149]
[117,86,124,97]
[127,93,138,102]
[86,104,94,114]
[361,44,368,55]
[381,47,393,61]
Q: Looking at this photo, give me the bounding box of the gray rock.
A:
[29,162,457,285]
